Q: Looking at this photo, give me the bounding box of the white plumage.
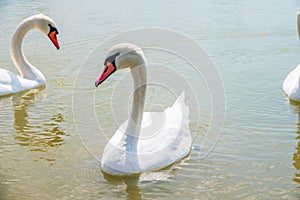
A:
[96,43,192,176]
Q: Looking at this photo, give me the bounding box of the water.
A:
[1,0,300,199]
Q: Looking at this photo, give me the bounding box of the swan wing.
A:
[137,92,192,171]
[0,68,42,96]
[0,68,20,96]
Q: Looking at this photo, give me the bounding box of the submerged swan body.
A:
[95,43,192,175]
[282,8,300,102]
[0,14,59,96]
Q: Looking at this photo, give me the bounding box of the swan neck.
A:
[10,17,45,82]
[126,64,147,138]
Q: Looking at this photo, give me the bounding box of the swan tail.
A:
[169,92,190,123]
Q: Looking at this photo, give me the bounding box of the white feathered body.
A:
[101,93,192,175]
[282,64,300,102]
[0,68,45,96]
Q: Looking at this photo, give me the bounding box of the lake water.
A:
[1,0,300,199]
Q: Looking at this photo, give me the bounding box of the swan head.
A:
[34,14,60,49]
[95,43,146,87]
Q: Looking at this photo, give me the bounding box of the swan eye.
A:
[104,52,120,68]
[48,24,59,35]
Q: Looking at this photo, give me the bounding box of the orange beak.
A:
[48,31,60,49]
[95,62,117,87]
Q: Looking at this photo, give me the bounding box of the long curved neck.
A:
[126,64,147,139]
[10,17,46,82]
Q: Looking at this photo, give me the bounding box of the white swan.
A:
[282,8,300,102]
[95,43,192,176]
[0,14,60,97]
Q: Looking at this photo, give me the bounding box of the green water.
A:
[1,0,300,199]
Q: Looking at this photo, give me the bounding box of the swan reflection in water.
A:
[102,159,184,200]
[12,88,67,153]
[292,101,300,183]
[103,173,142,200]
